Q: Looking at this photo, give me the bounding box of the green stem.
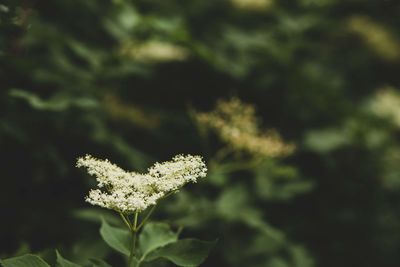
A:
[119,212,131,230]
[162,190,176,200]
[128,235,134,266]
[136,205,156,231]
[128,212,139,267]
[136,191,175,231]
[133,212,138,250]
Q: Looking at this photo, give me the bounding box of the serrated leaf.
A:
[0,254,50,267]
[56,251,81,267]
[144,239,216,267]
[139,222,178,257]
[88,258,112,267]
[100,218,131,256]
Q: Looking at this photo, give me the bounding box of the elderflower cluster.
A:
[77,154,207,214]
[195,97,295,157]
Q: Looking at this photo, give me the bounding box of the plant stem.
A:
[136,191,176,231]
[128,212,139,267]
[136,205,156,231]
[133,212,138,250]
[119,212,131,230]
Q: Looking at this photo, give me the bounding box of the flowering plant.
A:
[1,154,215,267]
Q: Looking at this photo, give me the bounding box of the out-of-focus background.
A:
[1,0,400,266]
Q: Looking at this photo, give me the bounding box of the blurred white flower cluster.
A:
[120,40,189,63]
[368,86,400,127]
[196,97,295,157]
[77,154,207,213]
[230,0,274,11]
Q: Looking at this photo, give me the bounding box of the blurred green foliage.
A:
[1,0,400,266]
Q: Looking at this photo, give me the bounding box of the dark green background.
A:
[1,0,400,266]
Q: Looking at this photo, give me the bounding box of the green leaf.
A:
[216,186,285,242]
[12,242,31,257]
[88,258,112,267]
[207,167,228,186]
[144,239,216,267]
[303,128,350,153]
[0,254,50,267]
[56,251,81,267]
[289,245,315,267]
[71,208,122,226]
[129,258,139,267]
[99,218,131,256]
[139,222,178,257]
[70,237,109,262]
[9,89,97,111]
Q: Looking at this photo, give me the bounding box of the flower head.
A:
[195,97,295,157]
[148,154,208,192]
[77,154,207,214]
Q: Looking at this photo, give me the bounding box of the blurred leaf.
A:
[56,251,81,267]
[102,94,161,129]
[267,258,290,267]
[70,238,110,265]
[104,3,139,40]
[9,89,98,111]
[99,219,130,256]
[144,239,216,267]
[217,186,285,242]
[88,258,112,267]
[216,186,249,220]
[289,245,315,267]
[12,243,31,257]
[129,258,139,267]
[72,208,122,226]
[207,165,229,186]
[303,128,351,153]
[66,39,105,69]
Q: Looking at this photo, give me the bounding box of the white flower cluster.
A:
[77,154,207,214]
